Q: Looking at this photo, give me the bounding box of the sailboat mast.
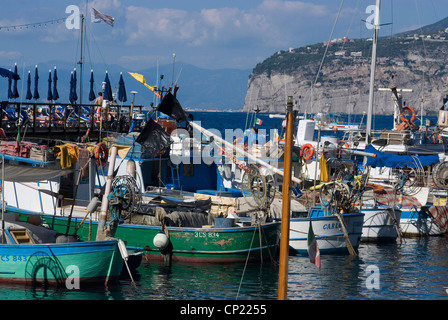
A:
[78,14,85,105]
[366,0,381,143]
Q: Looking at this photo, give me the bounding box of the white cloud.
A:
[0,51,22,60]
[123,0,331,50]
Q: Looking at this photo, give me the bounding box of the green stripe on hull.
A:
[15,210,281,263]
[0,241,123,285]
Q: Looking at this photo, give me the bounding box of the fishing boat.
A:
[311,110,360,132]
[2,138,281,265]
[288,207,364,255]
[0,210,124,286]
[11,200,281,264]
[398,208,443,236]
[360,204,401,241]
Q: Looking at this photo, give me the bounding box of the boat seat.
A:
[8,229,35,244]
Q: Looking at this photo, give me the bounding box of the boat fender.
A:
[300,143,314,161]
[94,142,108,166]
[86,196,100,214]
[27,214,42,226]
[118,239,129,261]
[126,159,136,178]
[153,232,169,250]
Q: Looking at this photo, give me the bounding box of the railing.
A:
[1,101,144,139]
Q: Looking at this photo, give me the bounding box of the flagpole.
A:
[278,96,294,300]
[78,13,85,106]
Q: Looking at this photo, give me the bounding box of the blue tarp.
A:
[365,144,440,168]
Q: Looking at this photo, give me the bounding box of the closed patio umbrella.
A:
[103,71,112,101]
[89,69,95,101]
[26,71,32,100]
[47,69,53,101]
[11,63,19,99]
[118,72,127,103]
[33,65,40,100]
[52,66,59,101]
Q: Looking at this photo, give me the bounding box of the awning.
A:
[365,144,440,168]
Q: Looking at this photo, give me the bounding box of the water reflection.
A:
[286,237,448,300]
[0,237,445,300]
[134,262,279,300]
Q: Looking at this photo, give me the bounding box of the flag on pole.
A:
[254,117,262,125]
[128,72,161,99]
[91,8,115,27]
[307,221,321,271]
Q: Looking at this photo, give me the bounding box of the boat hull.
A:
[13,208,281,264]
[361,206,401,241]
[0,240,123,286]
[400,209,443,236]
[289,212,364,255]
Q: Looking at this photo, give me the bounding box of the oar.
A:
[335,212,357,256]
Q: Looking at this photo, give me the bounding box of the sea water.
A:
[0,237,446,300]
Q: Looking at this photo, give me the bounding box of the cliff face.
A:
[243,36,448,116]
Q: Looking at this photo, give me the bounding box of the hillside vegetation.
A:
[244,21,448,115]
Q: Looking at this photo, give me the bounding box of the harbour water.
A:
[1,111,447,304]
[0,237,446,301]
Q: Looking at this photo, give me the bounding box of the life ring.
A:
[338,140,349,148]
[400,106,416,123]
[94,142,108,166]
[396,121,410,131]
[300,143,314,161]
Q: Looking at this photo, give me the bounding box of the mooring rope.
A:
[236,224,258,300]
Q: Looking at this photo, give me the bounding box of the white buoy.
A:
[153,232,169,250]
[118,239,129,261]
[118,239,136,288]
[126,159,136,178]
[86,196,99,213]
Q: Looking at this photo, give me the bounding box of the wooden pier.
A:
[1,101,144,142]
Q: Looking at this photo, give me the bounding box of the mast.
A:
[365,0,381,143]
[78,14,85,105]
[278,96,295,300]
[171,53,176,93]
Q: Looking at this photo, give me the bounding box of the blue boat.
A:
[0,212,124,286]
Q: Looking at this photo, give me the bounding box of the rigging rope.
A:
[0,17,66,31]
[236,224,258,300]
[306,0,345,114]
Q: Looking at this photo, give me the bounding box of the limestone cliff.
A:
[243,35,448,116]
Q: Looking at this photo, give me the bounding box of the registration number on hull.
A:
[1,255,28,262]
[194,232,220,238]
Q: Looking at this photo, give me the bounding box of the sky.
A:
[1,0,448,74]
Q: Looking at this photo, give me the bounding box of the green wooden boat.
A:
[11,207,281,264]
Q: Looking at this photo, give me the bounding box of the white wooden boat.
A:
[289,207,364,255]
[360,205,401,241]
[399,208,444,236]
